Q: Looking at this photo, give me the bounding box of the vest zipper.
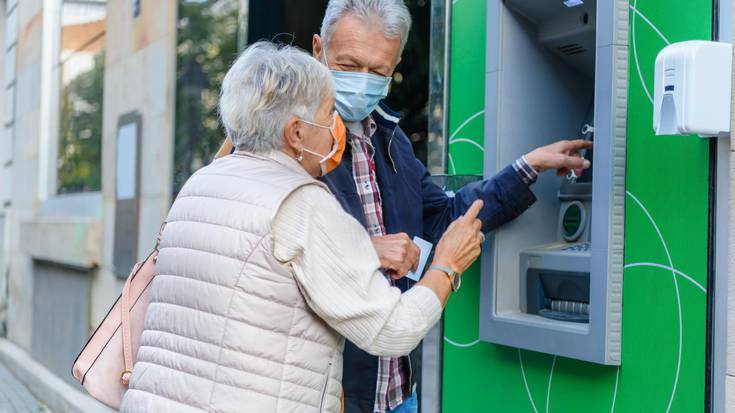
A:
[319,359,333,412]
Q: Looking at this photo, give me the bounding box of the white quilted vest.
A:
[120,152,344,413]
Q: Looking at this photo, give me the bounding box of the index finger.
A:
[462,200,484,222]
[561,154,588,169]
[564,139,593,152]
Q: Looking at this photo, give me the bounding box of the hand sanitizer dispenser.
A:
[654,41,732,137]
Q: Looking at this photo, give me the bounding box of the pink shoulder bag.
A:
[71,224,164,410]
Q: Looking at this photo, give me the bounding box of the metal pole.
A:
[421,1,452,411]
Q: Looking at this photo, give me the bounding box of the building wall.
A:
[0,0,177,385]
[3,0,102,358]
[713,0,732,401]
[719,1,735,410]
[0,0,9,338]
[727,0,735,404]
[728,153,735,408]
[442,0,714,411]
[6,0,42,351]
[95,0,176,329]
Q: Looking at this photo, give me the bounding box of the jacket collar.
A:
[372,101,401,131]
[370,101,402,173]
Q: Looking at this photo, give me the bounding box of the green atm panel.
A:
[442,0,712,411]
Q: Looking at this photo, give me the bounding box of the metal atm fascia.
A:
[478,0,628,365]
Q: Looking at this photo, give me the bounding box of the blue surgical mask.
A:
[321,50,392,121]
[330,71,391,121]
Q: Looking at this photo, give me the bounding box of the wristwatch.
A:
[429,265,461,292]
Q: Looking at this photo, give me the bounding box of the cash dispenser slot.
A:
[527,269,590,323]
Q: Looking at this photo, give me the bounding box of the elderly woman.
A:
[119,42,483,413]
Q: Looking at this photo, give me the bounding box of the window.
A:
[173,0,241,195]
[56,0,106,194]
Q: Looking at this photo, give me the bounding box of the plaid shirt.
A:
[345,117,409,412]
[346,118,539,413]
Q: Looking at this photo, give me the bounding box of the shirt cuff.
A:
[512,156,539,186]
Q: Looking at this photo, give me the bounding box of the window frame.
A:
[38,0,106,215]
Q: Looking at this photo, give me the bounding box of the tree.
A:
[173,0,239,195]
[57,51,105,194]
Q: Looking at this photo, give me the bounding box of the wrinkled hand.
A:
[371,233,421,280]
[433,200,485,275]
[524,140,593,178]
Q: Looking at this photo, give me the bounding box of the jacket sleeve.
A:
[272,184,442,357]
[420,157,537,243]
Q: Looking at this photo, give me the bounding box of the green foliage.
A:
[57,52,105,194]
[173,0,239,195]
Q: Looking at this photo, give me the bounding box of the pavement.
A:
[0,339,112,413]
[0,362,50,413]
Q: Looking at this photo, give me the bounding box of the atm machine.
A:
[479,0,628,365]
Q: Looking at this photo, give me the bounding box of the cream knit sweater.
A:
[273,168,442,357]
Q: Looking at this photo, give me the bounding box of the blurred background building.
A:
[0,0,433,410]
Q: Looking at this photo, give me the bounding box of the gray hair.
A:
[320,0,412,53]
[219,41,334,153]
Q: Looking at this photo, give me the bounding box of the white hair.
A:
[219,41,334,153]
[320,0,412,53]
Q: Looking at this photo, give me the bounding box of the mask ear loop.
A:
[298,115,338,166]
[328,112,338,138]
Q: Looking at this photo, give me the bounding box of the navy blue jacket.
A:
[319,103,537,412]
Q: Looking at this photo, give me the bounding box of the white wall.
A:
[5,0,42,350]
[94,0,177,328]
[726,0,735,409]
[724,0,735,410]
[724,136,734,412]
[0,0,8,337]
[1,0,177,364]
[727,131,734,413]
[727,135,735,413]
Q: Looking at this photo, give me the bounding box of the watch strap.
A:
[429,264,459,292]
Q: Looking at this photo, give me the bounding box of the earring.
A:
[296,148,304,162]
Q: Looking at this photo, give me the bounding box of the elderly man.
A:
[311,1,591,413]
[216,2,591,412]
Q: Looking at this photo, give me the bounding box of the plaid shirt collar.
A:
[345,117,378,144]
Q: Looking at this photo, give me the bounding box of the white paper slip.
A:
[406,236,433,282]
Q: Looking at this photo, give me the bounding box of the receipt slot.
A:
[479,0,628,365]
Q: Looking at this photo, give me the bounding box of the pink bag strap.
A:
[119,267,137,385]
[120,222,166,386]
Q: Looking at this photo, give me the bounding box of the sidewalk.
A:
[0,362,50,413]
[0,340,113,413]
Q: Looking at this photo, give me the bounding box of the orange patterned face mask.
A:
[301,112,346,176]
